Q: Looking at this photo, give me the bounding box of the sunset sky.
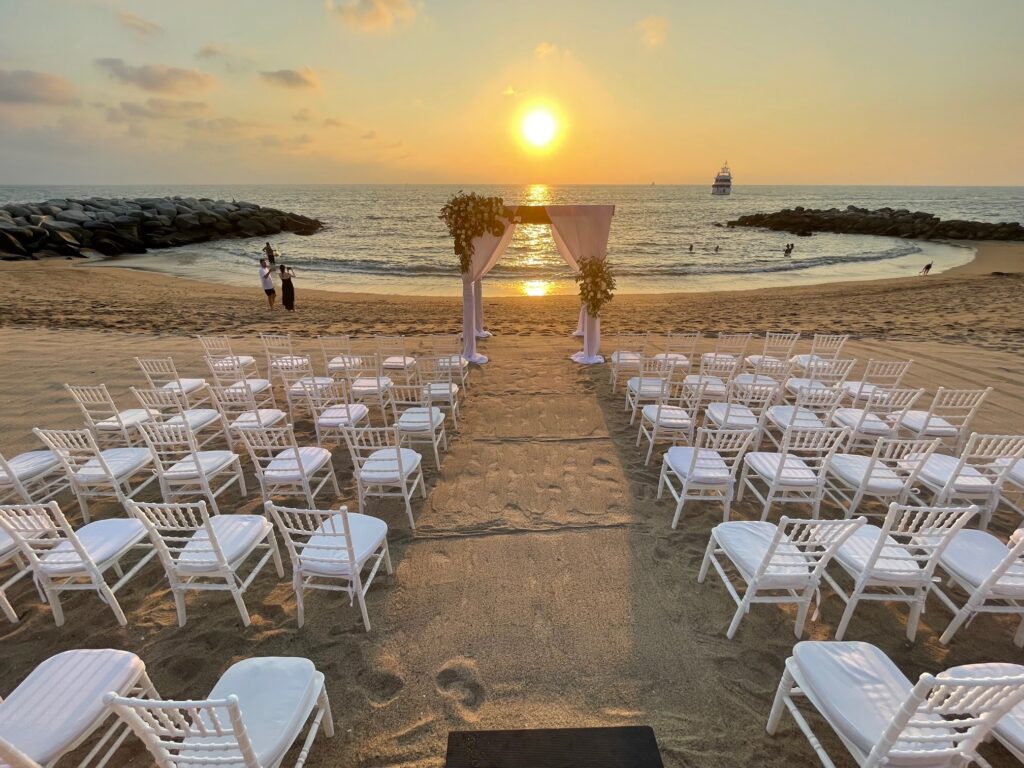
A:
[1,0,1022,185]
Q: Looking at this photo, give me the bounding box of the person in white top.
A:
[259,259,276,309]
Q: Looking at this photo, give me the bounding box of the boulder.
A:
[0,230,28,257]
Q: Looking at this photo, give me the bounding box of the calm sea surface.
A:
[2,184,1021,296]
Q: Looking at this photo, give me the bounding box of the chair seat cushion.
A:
[265,447,332,482]
[733,373,779,388]
[230,409,286,430]
[227,378,272,395]
[176,515,272,574]
[397,407,445,432]
[269,355,310,369]
[829,453,905,495]
[665,447,731,484]
[40,518,147,575]
[611,350,641,366]
[200,657,322,767]
[790,353,831,369]
[683,375,727,397]
[300,513,388,577]
[701,352,738,365]
[351,376,393,395]
[785,377,832,396]
[162,378,206,395]
[896,410,958,437]
[791,641,939,761]
[0,528,13,558]
[705,402,760,429]
[165,451,237,479]
[209,354,256,371]
[74,447,152,483]
[95,408,158,431]
[360,448,421,484]
[834,525,924,583]
[436,354,469,371]
[424,382,459,401]
[916,453,992,493]
[940,529,1024,597]
[0,649,145,764]
[317,404,370,429]
[652,352,690,368]
[745,354,783,368]
[745,452,818,487]
[640,404,693,429]
[939,663,1024,757]
[626,376,665,397]
[713,521,810,587]
[768,405,826,430]
[382,355,416,369]
[994,457,1024,487]
[842,380,884,401]
[833,408,892,436]
[0,450,59,484]
[287,377,334,394]
[165,409,221,431]
[327,354,363,372]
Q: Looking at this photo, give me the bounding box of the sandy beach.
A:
[1,241,1023,767]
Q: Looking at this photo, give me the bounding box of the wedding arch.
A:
[442,200,616,365]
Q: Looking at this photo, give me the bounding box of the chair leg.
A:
[834,593,858,641]
[318,682,336,738]
[727,588,753,639]
[382,541,394,575]
[230,584,252,627]
[295,578,305,628]
[766,666,795,735]
[76,490,91,524]
[48,587,65,626]
[906,592,924,643]
[794,589,814,638]
[939,605,974,645]
[173,589,187,627]
[100,582,128,627]
[697,535,716,583]
[657,464,667,500]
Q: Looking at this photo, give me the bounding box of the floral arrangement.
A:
[575,256,616,316]
[439,191,507,273]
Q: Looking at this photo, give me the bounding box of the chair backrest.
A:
[808,333,848,359]
[430,334,462,356]
[920,387,991,436]
[791,387,844,422]
[274,354,317,386]
[0,502,99,581]
[106,693,260,768]
[340,352,384,381]
[0,735,43,768]
[608,332,647,354]
[865,437,941,492]
[131,386,188,417]
[32,427,111,483]
[416,355,454,387]
[376,335,407,357]
[237,425,301,478]
[748,356,793,384]
[858,386,924,421]
[712,332,752,356]
[135,357,182,390]
[266,501,358,578]
[955,433,1024,490]
[756,516,865,586]
[128,500,228,578]
[198,335,233,358]
[209,383,260,419]
[717,381,779,424]
[863,668,1024,767]
[657,331,701,357]
[759,331,801,359]
[300,377,359,415]
[137,421,201,479]
[780,426,848,469]
[342,426,403,474]
[319,334,356,369]
[857,503,977,586]
[65,384,122,431]
[692,427,755,478]
[805,357,856,387]
[861,358,913,387]
[260,332,294,357]
[969,531,1024,604]
[697,352,739,380]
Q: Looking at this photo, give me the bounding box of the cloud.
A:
[185,117,257,137]
[323,117,347,128]
[327,0,416,32]
[292,107,312,122]
[534,42,558,59]
[634,16,668,48]
[95,58,214,93]
[259,133,313,149]
[360,130,377,140]
[196,43,226,59]
[259,68,318,89]
[106,98,208,122]
[117,11,162,37]
[0,69,78,104]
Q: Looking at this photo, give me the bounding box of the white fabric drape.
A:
[461,219,517,363]
[546,205,615,364]
[473,279,489,338]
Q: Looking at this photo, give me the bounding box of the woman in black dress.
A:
[279,264,296,311]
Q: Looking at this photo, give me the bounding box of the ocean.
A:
[2,184,1022,296]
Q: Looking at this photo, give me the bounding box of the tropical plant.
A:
[439,191,507,273]
[575,257,616,316]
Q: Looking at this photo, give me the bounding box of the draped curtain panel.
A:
[546,205,615,364]
[462,219,517,363]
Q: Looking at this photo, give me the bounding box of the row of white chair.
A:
[0,648,333,768]
[0,499,391,632]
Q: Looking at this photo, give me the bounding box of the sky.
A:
[0,0,1022,185]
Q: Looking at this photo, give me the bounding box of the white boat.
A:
[711,162,732,196]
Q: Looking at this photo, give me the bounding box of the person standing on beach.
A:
[259,259,276,309]
[263,242,277,265]
[920,261,933,275]
[689,244,693,253]
[279,264,296,311]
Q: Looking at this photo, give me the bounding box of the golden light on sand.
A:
[520,279,553,297]
[521,109,557,148]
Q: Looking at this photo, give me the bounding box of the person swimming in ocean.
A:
[263,242,277,265]
[920,261,933,275]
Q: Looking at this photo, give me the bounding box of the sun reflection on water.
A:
[520,279,553,297]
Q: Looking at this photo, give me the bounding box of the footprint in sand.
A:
[435,658,486,718]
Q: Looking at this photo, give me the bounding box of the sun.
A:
[522,109,557,148]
